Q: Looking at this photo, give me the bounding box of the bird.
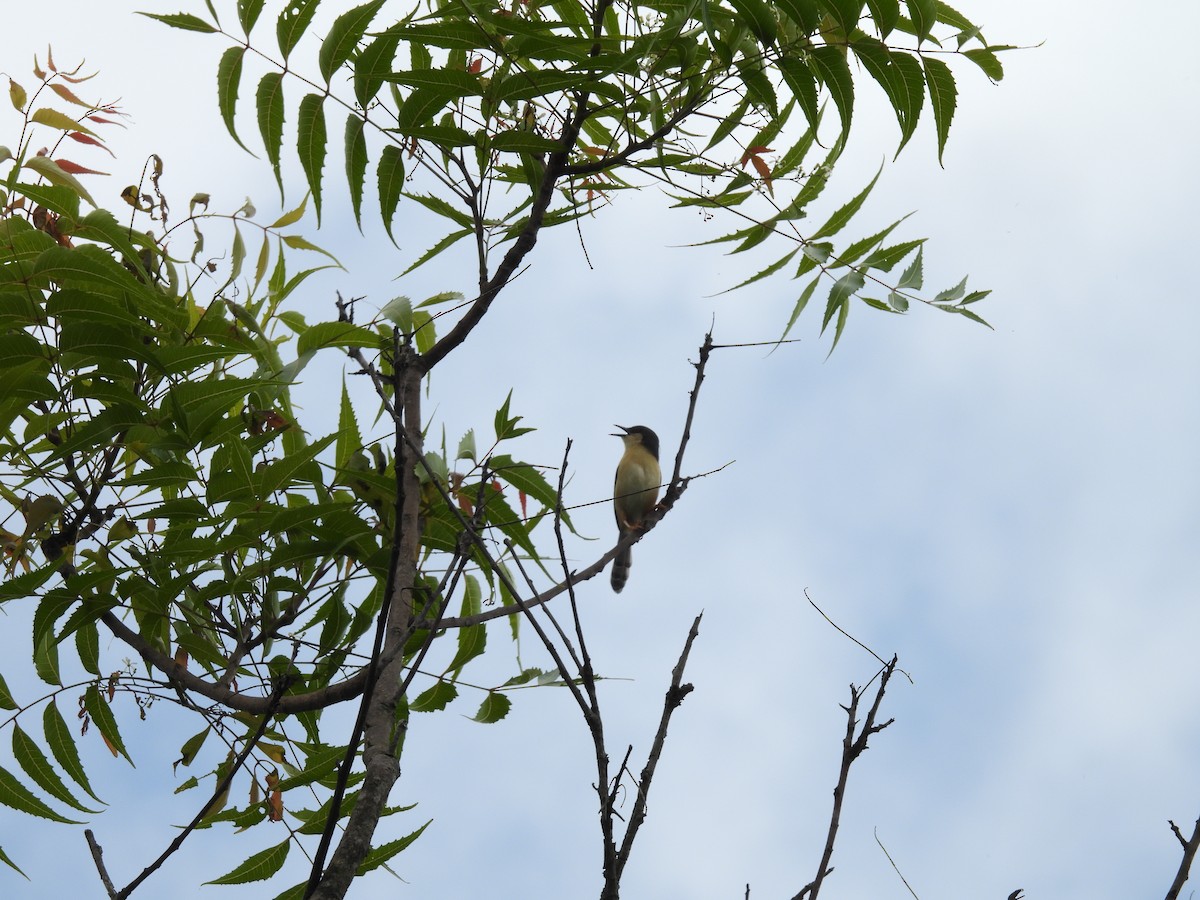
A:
[610,425,662,593]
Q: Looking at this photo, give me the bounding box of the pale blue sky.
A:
[3,1,1199,898]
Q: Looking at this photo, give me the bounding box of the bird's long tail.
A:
[610,544,632,593]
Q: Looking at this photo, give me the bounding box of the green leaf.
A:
[779,58,820,135]
[489,131,562,154]
[256,72,286,197]
[808,46,855,144]
[297,93,327,224]
[810,164,881,240]
[277,0,320,59]
[396,86,461,132]
[0,764,82,824]
[357,821,431,874]
[821,270,864,354]
[0,674,14,710]
[206,839,290,885]
[819,0,866,35]
[862,237,923,272]
[865,0,901,36]
[354,30,402,108]
[781,275,820,340]
[850,38,923,155]
[922,56,957,164]
[84,685,134,765]
[238,0,266,33]
[898,245,923,289]
[217,47,252,154]
[0,846,26,878]
[730,0,779,46]
[44,701,103,803]
[446,624,486,675]
[344,115,368,230]
[319,0,387,83]
[471,691,511,724]
[401,228,471,275]
[377,145,406,244]
[296,321,379,355]
[776,0,821,31]
[905,0,937,41]
[12,724,100,814]
[411,680,458,712]
[336,382,363,469]
[963,48,1003,82]
[138,12,218,33]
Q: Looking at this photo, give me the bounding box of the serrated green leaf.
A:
[860,236,923,272]
[44,701,102,803]
[296,321,378,355]
[238,0,266,33]
[490,131,562,154]
[0,764,82,823]
[319,0,387,83]
[345,115,368,230]
[402,228,471,275]
[898,245,923,289]
[866,0,901,35]
[720,250,800,296]
[354,30,402,108]
[906,0,937,41]
[277,0,319,59]
[471,691,511,724]
[963,48,1003,82]
[821,270,863,355]
[810,164,881,240]
[933,274,967,302]
[922,56,956,164]
[819,0,866,35]
[336,382,363,469]
[411,680,458,712]
[256,72,285,197]
[217,47,253,154]
[0,674,14,710]
[34,632,59,687]
[12,724,100,814]
[296,93,326,223]
[138,12,218,33]
[357,821,431,874]
[84,685,133,765]
[809,46,855,143]
[378,145,406,244]
[206,839,290,885]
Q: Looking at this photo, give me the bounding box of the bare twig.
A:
[805,589,914,685]
[874,827,921,899]
[614,613,703,880]
[793,656,898,900]
[1165,815,1200,900]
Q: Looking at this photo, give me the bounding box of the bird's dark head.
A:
[612,424,660,460]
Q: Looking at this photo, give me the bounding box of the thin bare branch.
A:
[793,656,899,900]
[1165,816,1200,900]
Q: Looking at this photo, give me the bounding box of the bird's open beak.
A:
[611,424,629,437]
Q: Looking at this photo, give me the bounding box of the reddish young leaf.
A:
[54,158,109,176]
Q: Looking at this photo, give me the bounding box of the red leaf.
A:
[55,158,109,176]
